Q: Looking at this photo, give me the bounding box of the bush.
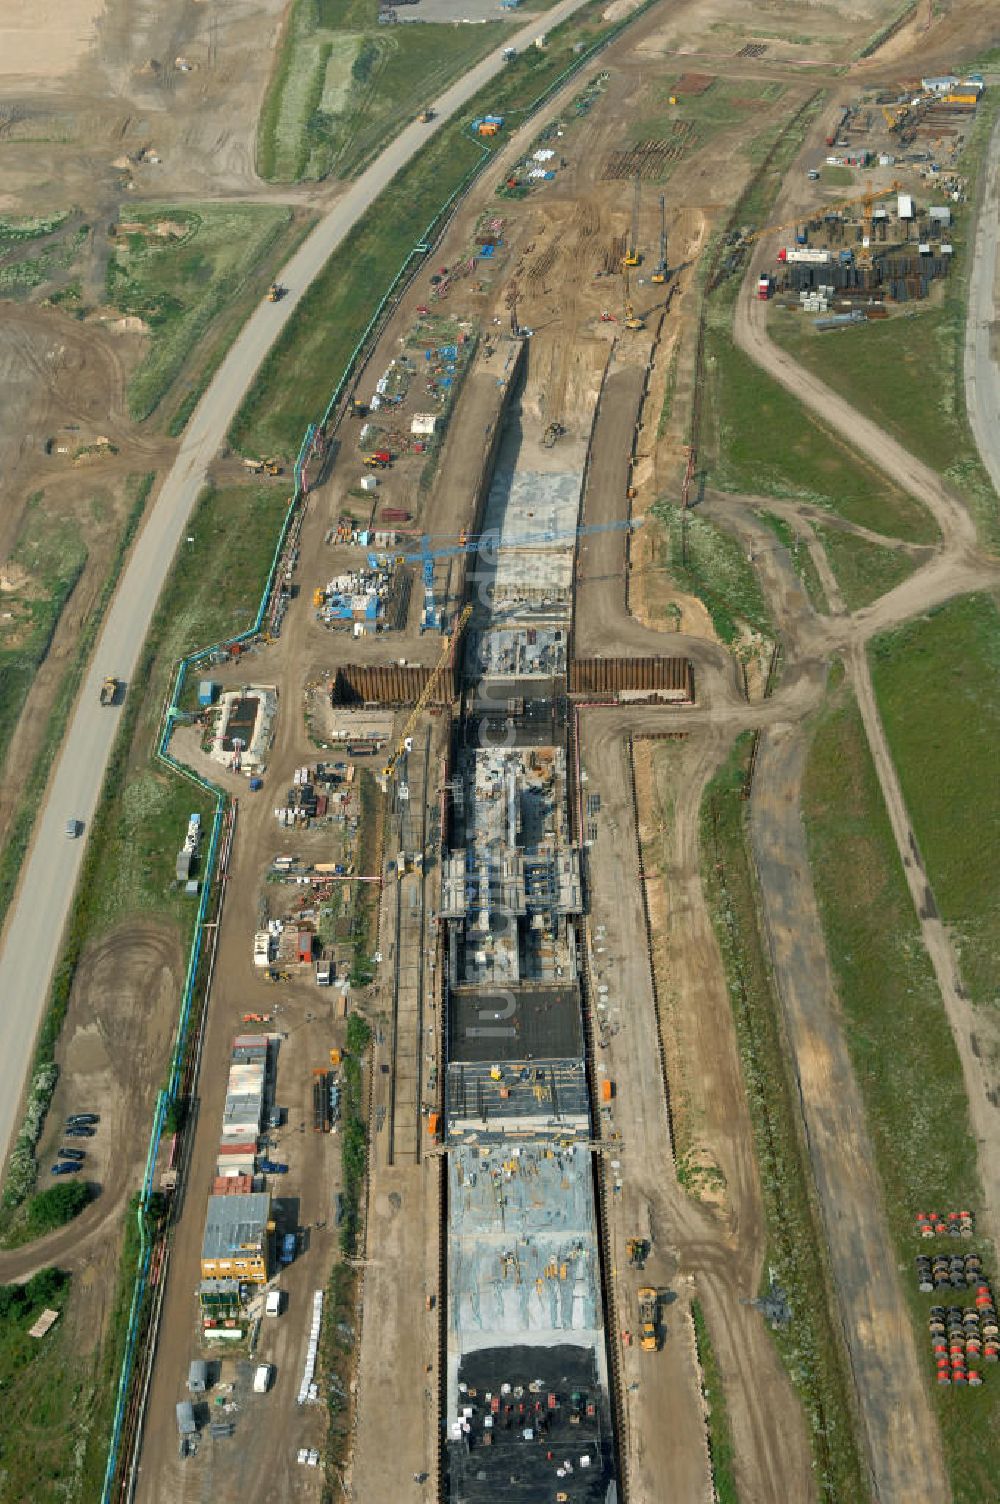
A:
[25,1182,89,1237]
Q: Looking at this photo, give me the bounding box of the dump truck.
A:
[99,676,119,707]
[627,1237,649,1270]
[417,108,434,123]
[266,282,286,302]
[363,450,392,468]
[638,1288,658,1351]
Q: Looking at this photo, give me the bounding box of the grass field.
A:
[0,222,89,292]
[811,524,923,609]
[802,683,993,1504]
[869,594,1000,1008]
[106,206,294,421]
[653,503,773,644]
[0,476,153,939]
[258,0,506,182]
[691,1300,740,1504]
[0,494,86,778]
[701,735,866,1503]
[701,323,940,543]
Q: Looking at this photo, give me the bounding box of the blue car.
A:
[64,1126,95,1139]
[58,1148,86,1162]
[257,1160,288,1175]
[51,1161,82,1176]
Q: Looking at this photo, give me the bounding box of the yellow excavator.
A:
[383,605,472,781]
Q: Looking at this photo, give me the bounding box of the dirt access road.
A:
[964,107,1000,503]
[0,0,610,1180]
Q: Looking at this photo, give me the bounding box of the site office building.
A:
[200,1191,273,1284]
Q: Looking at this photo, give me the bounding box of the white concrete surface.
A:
[0,0,602,1170]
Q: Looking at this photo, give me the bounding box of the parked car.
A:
[58,1148,86,1161]
[257,1160,288,1175]
[51,1161,82,1176]
[65,819,82,839]
[66,1113,99,1125]
[64,1126,95,1139]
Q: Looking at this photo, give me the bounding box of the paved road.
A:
[0,0,600,1172]
[964,108,1000,503]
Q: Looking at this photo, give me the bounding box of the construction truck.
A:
[263,458,283,475]
[266,282,286,302]
[417,108,434,124]
[99,676,119,707]
[364,450,392,469]
[638,1288,658,1352]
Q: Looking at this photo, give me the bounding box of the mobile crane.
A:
[651,196,668,284]
[622,260,645,330]
[623,173,641,266]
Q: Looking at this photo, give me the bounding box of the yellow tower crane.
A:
[382,604,472,781]
[857,182,876,268]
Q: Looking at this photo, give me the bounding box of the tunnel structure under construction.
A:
[438,341,619,1504]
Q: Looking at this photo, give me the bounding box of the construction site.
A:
[5,0,1000,1502]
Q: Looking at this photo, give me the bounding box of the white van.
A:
[265,1289,282,1317]
[253,1363,273,1394]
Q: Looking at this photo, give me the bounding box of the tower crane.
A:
[623,173,641,266]
[857,183,876,268]
[652,196,668,284]
[398,515,645,566]
[742,180,902,244]
[382,605,472,782]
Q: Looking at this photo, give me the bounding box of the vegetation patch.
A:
[755,511,828,613]
[105,206,294,421]
[869,594,1000,1007]
[652,503,773,644]
[700,323,939,543]
[812,524,923,610]
[0,493,87,780]
[701,735,865,1501]
[691,1299,740,1504]
[22,1182,90,1240]
[339,1012,371,1256]
[0,475,153,943]
[802,683,992,1503]
[0,224,89,291]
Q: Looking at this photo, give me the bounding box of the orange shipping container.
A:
[427,1111,440,1138]
[600,1079,614,1102]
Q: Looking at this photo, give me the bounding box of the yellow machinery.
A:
[858,183,875,268]
[99,675,119,707]
[638,1288,658,1351]
[622,261,644,330]
[382,605,472,780]
[744,181,901,245]
[266,282,285,302]
[623,173,641,266]
[652,195,667,284]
